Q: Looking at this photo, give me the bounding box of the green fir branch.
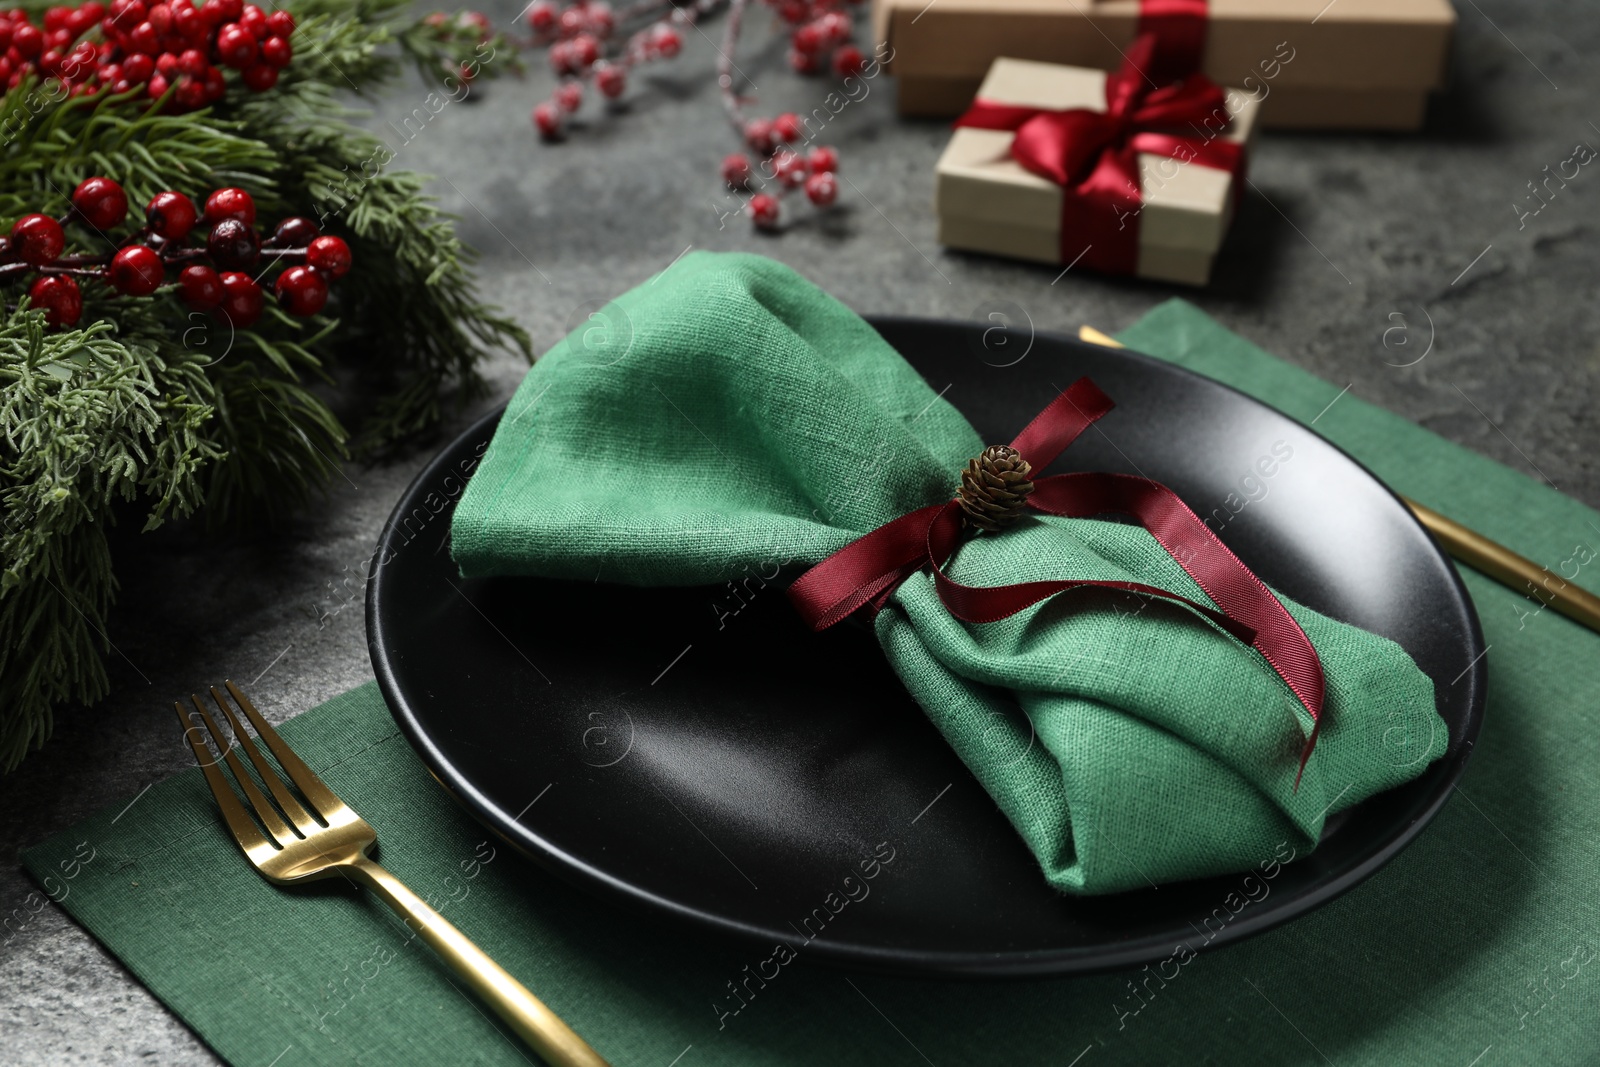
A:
[0,0,532,769]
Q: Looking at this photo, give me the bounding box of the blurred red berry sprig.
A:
[524,0,696,138]
[516,0,866,232]
[415,8,510,88]
[0,0,295,109]
[4,176,351,330]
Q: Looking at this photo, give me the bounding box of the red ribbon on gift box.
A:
[1139,0,1210,83]
[953,33,1243,277]
[787,378,1329,784]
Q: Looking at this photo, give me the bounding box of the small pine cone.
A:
[957,445,1035,531]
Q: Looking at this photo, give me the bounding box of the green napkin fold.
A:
[27,299,1600,1066]
[450,251,1446,894]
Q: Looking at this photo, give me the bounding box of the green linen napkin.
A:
[25,300,1600,1066]
[449,251,1445,894]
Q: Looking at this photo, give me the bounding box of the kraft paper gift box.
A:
[935,57,1261,286]
[873,0,1455,130]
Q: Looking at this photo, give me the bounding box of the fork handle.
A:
[346,854,611,1067]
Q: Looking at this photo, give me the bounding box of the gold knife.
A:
[1077,325,1600,636]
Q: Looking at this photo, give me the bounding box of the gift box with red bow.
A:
[935,43,1259,285]
[873,0,1455,131]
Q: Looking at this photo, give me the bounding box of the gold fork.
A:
[177,680,611,1067]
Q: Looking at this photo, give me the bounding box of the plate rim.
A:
[367,317,1486,978]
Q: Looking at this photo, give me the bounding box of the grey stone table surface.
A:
[3,0,1597,1062]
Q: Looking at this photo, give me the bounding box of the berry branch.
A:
[518,0,862,231]
[1,0,296,109]
[3,178,353,329]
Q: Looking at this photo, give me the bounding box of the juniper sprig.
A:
[0,0,531,769]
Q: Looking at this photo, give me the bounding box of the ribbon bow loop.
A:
[787,378,1329,784]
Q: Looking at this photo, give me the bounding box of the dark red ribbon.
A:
[1139,0,1209,84]
[787,378,1328,783]
[953,33,1242,277]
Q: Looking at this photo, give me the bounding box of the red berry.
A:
[771,111,800,143]
[204,187,254,225]
[270,215,318,247]
[202,63,224,98]
[557,6,584,37]
[777,0,808,24]
[554,80,582,112]
[651,24,680,58]
[176,46,206,74]
[240,61,275,89]
[127,19,159,53]
[532,100,563,139]
[274,264,328,316]
[108,244,165,295]
[12,23,42,59]
[147,2,172,34]
[177,262,223,309]
[239,3,267,38]
[569,33,598,67]
[304,236,350,277]
[832,44,864,77]
[806,145,838,174]
[772,149,808,188]
[586,2,614,38]
[820,11,852,42]
[804,170,838,206]
[526,0,556,34]
[214,22,256,67]
[72,176,128,230]
[0,24,10,51]
[743,117,775,155]
[547,41,576,76]
[792,22,823,54]
[594,61,625,98]
[144,190,197,238]
[174,73,206,108]
[208,0,243,22]
[206,216,259,268]
[155,50,178,77]
[720,152,752,191]
[110,0,147,22]
[172,3,203,39]
[10,214,65,264]
[264,9,292,38]
[259,33,288,67]
[748,193,780,231]
[28,274,82,328]
[216,270,261,325]
[121,50,153,81]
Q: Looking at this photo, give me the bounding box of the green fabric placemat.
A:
[26,299,1600,1066]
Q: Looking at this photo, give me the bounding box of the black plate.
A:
[367,318,1485,978]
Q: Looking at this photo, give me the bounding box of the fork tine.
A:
[224,680,346,821]
[189,694,299,847]
[210,687,321,836]
[175,701,274,856]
